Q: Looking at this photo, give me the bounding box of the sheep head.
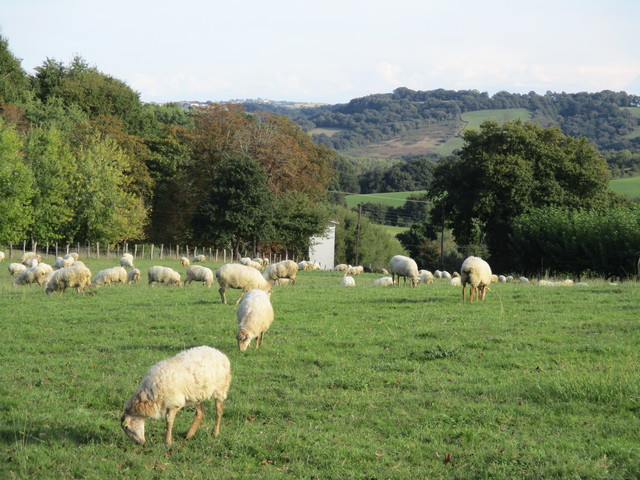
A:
[121,413,146,445]
[237,329,254,351]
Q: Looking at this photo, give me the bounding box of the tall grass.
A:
[1,257,639,479]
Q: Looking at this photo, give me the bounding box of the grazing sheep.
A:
[441,271,452,280]
[193,254,206,263]
[450,276,462,286]
[13,263,52,287]
[20,252,41,266]
[491,274,499,284]
[236,289,274,351]
[64,252,79,261]
[389,255,419,287]
[273,277,293,286]
[54,256,75,269]
[460,256,492,302]
[240,257,263,270]
[93,266,128,287]
[127,268,141,284]
[373,276,394,286]
[8,262,27,277]
[185,265,214,287]
[216,263,272,305]
[120,255,135,269]
[519,276,530,284]
[180,256,191,266]
[45,265,94,296]
[418,271,434,284]
[147,266,183,287]
[334,264,348,272]
[344,265,364,276]
[434,270,442,279]
[263,260,298,286]
[341,276,356,287]
[498,275,507,283]
[121,346,231,446]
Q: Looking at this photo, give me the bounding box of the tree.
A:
[428,120,618,270]
[0,120,34,244]
[0,36,31,104]
[191,155,275,258]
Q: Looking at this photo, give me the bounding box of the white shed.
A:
[308,220,338,270]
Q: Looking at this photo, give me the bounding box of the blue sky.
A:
[1,0,639,104]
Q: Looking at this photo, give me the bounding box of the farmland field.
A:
[1,256,639,479]
[610,176,640,201]
[345,191,428,209]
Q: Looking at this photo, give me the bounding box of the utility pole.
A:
[355,204,362,266]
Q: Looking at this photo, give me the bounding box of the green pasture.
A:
[437,109,533,156]
[610,176,640,201]
[1,256,639,479]
[345,190,428,209]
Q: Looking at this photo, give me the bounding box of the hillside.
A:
[243,89,640,157]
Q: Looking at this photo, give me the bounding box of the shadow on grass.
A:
[0,426,110,446]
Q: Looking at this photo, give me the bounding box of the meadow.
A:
[1,256,639,479]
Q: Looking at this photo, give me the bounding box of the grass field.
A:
[610,176,640,201]
[1,256,639,479]
[345,191,428,209]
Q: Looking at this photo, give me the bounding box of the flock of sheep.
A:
[3,248,592,446]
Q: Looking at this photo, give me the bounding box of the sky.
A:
[1,0,640,105]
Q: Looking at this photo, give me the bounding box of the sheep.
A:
[128,268,141,284]
[8,262,27,277]
[0,251,4,262]
[334,264,348,272]
[441,271,452,280]
[72,260,86,268]
[121,345,231,446]
[380,268,389,275]
[418,271,434,284]
[180,256,191,267]
[54,256,75,269]
[240,257,263,270]
[273,277,293,286]
[215,263,272,305]
[498,275,507,283]
[20,252,41,266]
[193,254,206,263]
[519,276,530,284]
[341,275,356,287]
[263,260,298,286]
[185,265,214,287]
[13,264,52,287]
[93,266,128,287]
[147,266,183,287]
[120,255,135,269]
[450,276,461,286]
[373,276,394,286]
[45,265,94,296]
[64,252,79,261]
[491,274,499,283]
[236,289,274,351]
[460,256,492,302]
[434,270,442,279]
[389,255,419,287]
[344,265,364,276]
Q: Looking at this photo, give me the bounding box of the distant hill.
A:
[242,88,640,157]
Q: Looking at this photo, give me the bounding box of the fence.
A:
[1,240,295,264]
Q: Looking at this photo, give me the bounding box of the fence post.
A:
[107,244,110,258]
[134,244,138,258]
[9,242,13,259]
[160,244,164,260]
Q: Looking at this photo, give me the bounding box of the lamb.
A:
[121,345,231,446]
[185,265,214,287]
[8,262,27,277]
[373,276,393,286]
[389,255,419,287]
[180,257,191,267]
[128,268,141,284]
[216,263,272,304]
[120,255,135,269]
[45,265,94,296]
[263,260,298,286]
[147,266,183,287]
[93,266,128,287]
[193,254,206,263]
[460,256,492,302]
[341,276,356,287]
[236,289,274,351]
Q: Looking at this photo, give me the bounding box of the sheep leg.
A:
[212,398,223,437]
[165,406,180,445]
[185,403,204,440]
[219,286,227,304]
[235,290,247,305]
[462,285,467,302]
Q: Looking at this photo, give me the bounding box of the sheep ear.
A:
[132,390,155,415]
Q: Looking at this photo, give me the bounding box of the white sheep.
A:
[121,345,231,446]
[450,276,461,286]
[460,256,492,302]
[180,256,191,266]
[120,255,135,269]
[519,276,530,284]
[373,276,393,286]
[13,263,52,287]
[491,274,499,284]
[93,266,128,287]
[0,251,4,262]
[334,264,348,272]
[193,254,206,263]
[418,271,434,284]
[434,270,442,279]
[216,263,272,304]
[273,277,293,286]
[20,251,41,266]
[263,260,298,285]
[64,252,79,261]
[344,265,364,276]
[185,265,214,287]
[236,289,274,351]
[240,258,263,270]
[498,275,507,283]
[54,256,75,269]
[128,268,141,284]
[8,262,27,277]
[45,265,94,296]
[389,255,419,287]
[147,266,183,287]
[441,271,452,280]
[341,276,356,287]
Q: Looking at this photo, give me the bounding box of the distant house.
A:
[308,220,339,270]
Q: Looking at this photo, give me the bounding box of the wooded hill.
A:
[242,88,640,157]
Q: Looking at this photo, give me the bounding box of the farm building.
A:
[308,220,338,270]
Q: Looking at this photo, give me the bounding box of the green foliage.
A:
[429,120,619,270]
[0,121,34,244]
[397,222,440,268]
[510,206,640,277]
[0,36,32,104]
